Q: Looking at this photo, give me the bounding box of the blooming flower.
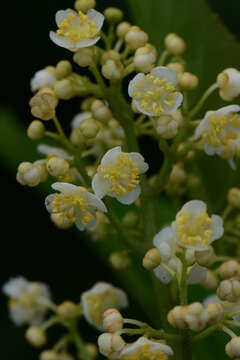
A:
[81,282,128,330]
[172,200,223,251]
[153,227,206,284]
[30,69,57,92]
[128,66,183,117]
[45,182,107,231]
[92,146,148,204]
[195,105,240,161]
[119,337,173,360]
[218,68,240,102]
[203,294,240,321]
[50,9,104,52]
[2,277,51,326]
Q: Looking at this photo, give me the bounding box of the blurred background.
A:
[1,0,240,358]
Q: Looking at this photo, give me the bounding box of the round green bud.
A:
[74,0,96,13]
[56,60,72,79]
[104,8,123,23]
[54,79,73,100]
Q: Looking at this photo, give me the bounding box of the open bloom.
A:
[81,282,128,330]
[153,227,206,284]
[50,9,104,51]
[172,200,223,251]
[195,105,240,161]
[30,69,57,92]
[45,182,107,231]
[92,146,148,204]
[120,337,173,360]
[2,277,51,326]
[218,68,240,101]
[128,66,183,117]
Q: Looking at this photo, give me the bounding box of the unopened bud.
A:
[169,164,186,184]
[167,62,184,74]
[74,0,96,13]
[125,26,149,50]
[91,100,113,122]
[25,327,47,347]
[179,72,199,91]
[143,248,161,270]
[156,115,178,139]
[34,160,48,182]
[103,308,123,332]
[73,48,94,67]
[167,306,188,329]
[217,279,240,302]
[57,301,78,321]
[70,128,86,147]
[101,51,121,65]
[206,302,224,324]
[226,337,240,358]
[81,97,96,111]
[164,33,186,56]
[29,88,58,121]
[134,45,157,73]
[228,188,240,209]
[201,270,219,290]
[54,79,73,100]
[218,260,240,279]
[217,72,229,89]
[104,8,123,23]
[195,246,216,267]
[117,22,131,38]
[47,157,70,177]
[51,213,73,230]
[79,118,100,138]
[109,251,131,270]
[56,60,72,79]
[102,60,123,80]
[85,343,98,360]
[98,333,125,359]
[17,162,41,187]
[40,350,59,360]
[185,302,209,331]
[27,120,45,140]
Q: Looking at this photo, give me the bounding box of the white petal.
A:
[120,337,173,357]
[151,66,178,86]
[74,36,101,50]
[86,192,107,212]
[45,194,56,212]
[87,9,104,30]
[129,152,149,174]
[229,159,236,170]
[210,214,224,241]
[116,185,141,205]
[203,294,219,307]
[204,142,216,156]
[178,200,207,217]
[71,112,92,129]
[92,173,111,199]
[51,182,78,194]
[187,263,207,284]
[49,31,75,50]
[2,277,29,298]
[134,98,155,116]
[37,144,73,160]
[153,265,172,284]
[128,73,145,97]
[55,9,77,26]
[153,226,173,249]
[215,104,240,118]
[164,92,183,114]
[101,146,122,166]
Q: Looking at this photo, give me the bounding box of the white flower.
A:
[37,144,73,161]
[203,294,240,321]
[128,66,183,117]
[172,200,224,251]
[153,227,206,284]
[50,9,104,52]
[218,68,240,101]
[195,105,240,160]
[92,146,148,205]
[119,337,173,360]
[71,112,92,129]
[81,282,128,330]
[45,182,107,231]
[2,277,51,326]
[30,69,57,92]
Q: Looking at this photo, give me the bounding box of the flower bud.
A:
[25,327,47,347]
[56,60,72,79]
[70,128,86,147]
[57,301,78,321]
[156,115,178,139]
[195,246,216,267]
[101,51,120,66]
[226,337,240,358]
[102,60,123,80]
[201,270,219,290]
[54,79,73,100]
[81,97,96,111]
[51,213,73,230]
[228,188,240,209]
[27,120,45,140]
[169,164,186,184]
[143,248,161,270]
[117,22,131,38]
[109,251,131,270]
[218,260,240,279]
[217,68,240,102]
[104,8,123,23]
[73,48,94,67]
[91,100,113,122]
[122,211,138,227]
[185,302,209,331]
[131,100,140,113]
[34,160,49,182]
[164,33,186,55]
[79,118,100,138]
[125,26,149,50]
[167,306,188,329]
[47,157,70,177]
[103,308,123,332]
[134,45,157,73]
[217,72,229,88]
[179,72,199,91]
[217,279,240,302]
[98,333,125,359]
[205,302,224,324]
[17,162,41,187]
[167,62,184,74]
[40,350,59,360]
[74,0,96,13]
[85,344,98,360]
[29,88,58,121]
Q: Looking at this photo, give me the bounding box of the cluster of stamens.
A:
[123,344,167,360]
[87,290,118,326]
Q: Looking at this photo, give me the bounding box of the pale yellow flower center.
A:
[123,344,167,360]
[201,113,240,147]
[86,289,118,326]
[98,153,139,196]
[176,210,213,247]
[52,192,93,226]
[134,74,178,116]
[57,12,98,43]
[9,284,42,310]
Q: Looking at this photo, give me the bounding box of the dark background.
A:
[1,0,240,358]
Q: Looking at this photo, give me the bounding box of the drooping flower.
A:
[172,200,224,251]
[92,146,148,205]
[195,105,240,161]
[30,69,57,92]
[218,68,240,102]
[45,182,107,231]
[2,277,51,326]
[50,9,104,52]
[119,337,173,360]
[81,282,128,330]
[128,66,183,117]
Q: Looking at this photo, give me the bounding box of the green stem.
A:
[69,322,91,360]
[89,64,106,88]
[179,254,188,305]
[158,50,169,66]
[222,205,233,221]
[114,39,123,52]
[189,83,218,118]
[192,323,221,342]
